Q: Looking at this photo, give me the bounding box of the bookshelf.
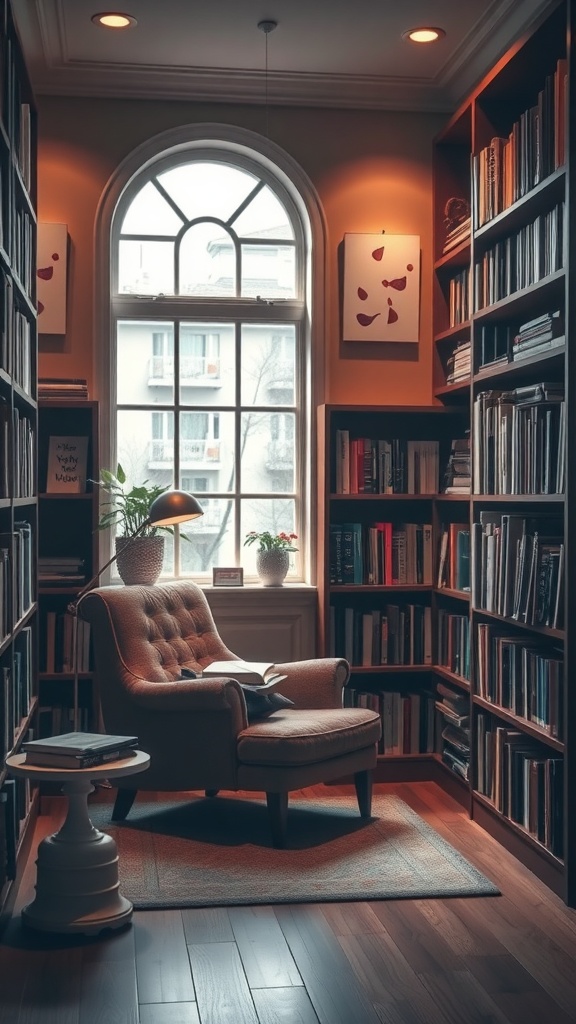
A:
[317,405,467,780]
[37,400,99,736]
[0,0,38,920]
[432,0,574,903]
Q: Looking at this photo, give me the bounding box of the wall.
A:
[36,96,446,407]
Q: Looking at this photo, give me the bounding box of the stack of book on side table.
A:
[21,732,139,770]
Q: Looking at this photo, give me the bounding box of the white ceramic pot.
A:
[256,548,290,587]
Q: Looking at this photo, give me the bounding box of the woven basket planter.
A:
[115,535,165,585]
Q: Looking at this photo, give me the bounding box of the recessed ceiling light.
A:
[91,12,137,29]
[402,27,446,43]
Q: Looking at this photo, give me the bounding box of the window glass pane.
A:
[241,243,295,298]
[241,325,295,406]
[118,240,174,295]
[157,163,257,223]
[116,409,174,496]
[180,410,235,493]
[180,224,236,296]
[241,411,295,493]
[178,323,235,405]
[120,181,184,236]
[241,498,297,576]
[180,498,235,573]
[233,184,294,240]
[117,321,174,404]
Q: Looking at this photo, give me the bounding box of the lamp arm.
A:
[67,518,151,615]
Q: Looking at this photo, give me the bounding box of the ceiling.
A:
[14,0,556,113]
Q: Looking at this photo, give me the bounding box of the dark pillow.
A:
[178,667,294,720]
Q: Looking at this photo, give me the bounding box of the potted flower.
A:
[243,530,298,586]
[93,464,172,585]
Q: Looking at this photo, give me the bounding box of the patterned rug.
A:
[88,792,500,909]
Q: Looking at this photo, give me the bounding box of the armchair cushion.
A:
[237,707,381,766]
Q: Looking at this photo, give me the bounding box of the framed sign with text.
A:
[212,567,244,587]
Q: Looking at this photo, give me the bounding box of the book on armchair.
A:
[200,660,287,689]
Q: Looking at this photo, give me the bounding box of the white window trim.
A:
[94,123,327,585]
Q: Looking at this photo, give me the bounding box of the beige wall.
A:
[37,96,446,405]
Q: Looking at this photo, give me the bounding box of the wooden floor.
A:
[2,780,576,1024]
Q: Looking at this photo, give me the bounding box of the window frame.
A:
[95,123,327,587]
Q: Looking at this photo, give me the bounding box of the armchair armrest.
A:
[272,657,350,709]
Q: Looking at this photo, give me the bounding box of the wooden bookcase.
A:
[432,0,574,903]
[317,405,467,784]
[0,0,38,920]
[37,400,100,735]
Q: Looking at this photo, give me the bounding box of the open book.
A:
[201,660,286,689]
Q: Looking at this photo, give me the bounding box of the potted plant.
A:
[243,530,298,586]
[94,464,172,585]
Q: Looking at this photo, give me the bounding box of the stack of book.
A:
[38,378,89,401]
[441,436,471,494]
[445,340,471,386]
[435,682,470,780]
[38,555,86,585]
[22,731,139,769]
[443,215,470,254]
[511,310,564,361]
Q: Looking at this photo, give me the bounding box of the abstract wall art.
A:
[342,233,420,342]
[37,223,68,334]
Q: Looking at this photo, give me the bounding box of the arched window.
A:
[99,126,324,583]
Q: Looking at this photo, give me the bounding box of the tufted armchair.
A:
[79,581,381,846]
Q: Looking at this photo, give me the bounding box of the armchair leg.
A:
[354,769,373,818]
[205,789,219,798]
[112,788,137,821]
[266,791,289,848]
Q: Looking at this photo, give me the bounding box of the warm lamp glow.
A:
[91,12,137,29]
[403,27,446,43]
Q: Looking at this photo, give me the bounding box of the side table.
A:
[5,750,150,935]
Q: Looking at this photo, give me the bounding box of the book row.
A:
[0,520,34,631]
[435,682,470,780]
[344,688,436,756]
[329,521,433,586]
[0,774,31,890]
[330,602,432,667]
[437,609,470,681]
[1,626,33,761]
[437,523,470,591]
[476,713,563,858]
[334,431,439,494]
[40,610,92,674]
[448,267,470,327]
[0,405,34,499]
[475,203,564,311]
[476,623,563,739]
[473,383,565,495]
[474,57,566,226]
[472,511,563,628]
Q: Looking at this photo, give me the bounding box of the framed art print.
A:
[342,233,420,342]
[37,223,68,334]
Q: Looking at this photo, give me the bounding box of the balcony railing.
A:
[265,439,294,471]
[149,438,221,466]
[148,355,221,383]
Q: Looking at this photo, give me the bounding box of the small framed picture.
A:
[212,567,244,587]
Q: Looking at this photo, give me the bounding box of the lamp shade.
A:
[148,490,204,527]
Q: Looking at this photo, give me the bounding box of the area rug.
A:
[88,793,500,909]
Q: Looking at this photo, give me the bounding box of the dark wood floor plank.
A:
[17,948,82,1024]
[370,899,467,976]
[187,941,259,1024]
[412,896,508,957]
[181,907,234,944]
[251,986,320,1023]
[337,930,446,1024]
[78,958,138,1024]
[229,906,302,988]
[275,905,381,1024]
[139,1003,200,1024]
[417,967,512,1024]
[462,953,576,1024]
[134,910,195,1005]
[320,902,385,937]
